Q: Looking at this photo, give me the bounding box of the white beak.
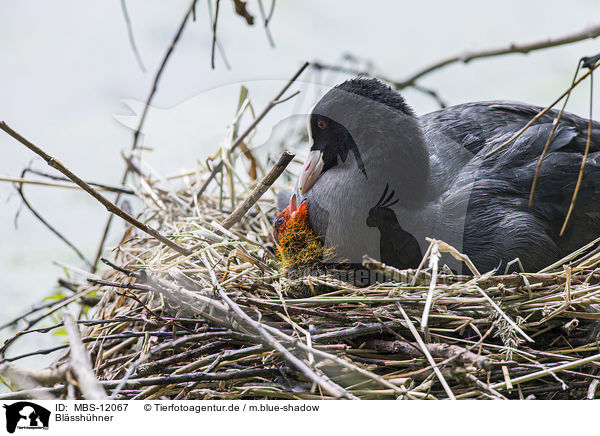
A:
[299,150,324,195]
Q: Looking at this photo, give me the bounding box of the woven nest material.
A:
[40,160,599,401]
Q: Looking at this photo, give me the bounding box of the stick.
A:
[421,241,440,329]
[560,69,594,235]
[0,363,63,400]
[120,0,147,72]
[0,368,289,400]
[0,122,191,256]
[221,150,294,229]
[473,285,534,343]
[366,339,493,370]
[312,24,600,92]
[397,23,600,88]
[0,176,132,193]
[200,253,356,399]
[63,312,107,399]
[396,303,456,400]
[93,0,198,270]
[528,63,581,207]
[490,352,600,392]
[15,168,91,267]
[257,0,276,47]
[263,323,407,395]
[196,61,309,199]
[210,0,220,69]
[485,56,600,158]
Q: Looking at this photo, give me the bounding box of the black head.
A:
[334,78,414,117]
[309,114,366,175]
[299,78,419,196]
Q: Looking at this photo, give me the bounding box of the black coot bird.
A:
[297,78,600,273]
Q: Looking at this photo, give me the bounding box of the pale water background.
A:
[1,0,599,379]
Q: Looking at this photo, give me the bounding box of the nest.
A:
[19,158,592,401]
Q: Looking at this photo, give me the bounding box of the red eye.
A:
[318,120,327,130]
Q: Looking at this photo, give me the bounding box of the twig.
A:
[0,287,98,355]
[207,0,231,70]
[93,0,198,270]
[311,321,403,342]
[0,362,67,392]
[136,341,228,376]
[411,239,434,286]
[0,363,59,400]
[0,122,191,256]
[26,168,136,193]
[196,61,309,200]
[489,352,600,393]
[257,0,275,47]
[485,56,600,158]
[1,176,133,194]
[14,167,91,267]
[200,253,356,399]
[366,339,493,371]
[472,285,534,343]
[210,0,221,69]
[421,241,440,329]
[464,373,507,400]
[0,368,289,400]
[221,150,294,229]
[311,62,448,108]
[560,67,594,235]
[396,303,456,400]
[262,322,407,395]
[2,332,204,364]
[395,23,600,89]
[433,238,480,276]
[100,257,135,276]
[313,25,600,106]
[120,0,147,72]
[63,312,107,399]
[528,62,581,207]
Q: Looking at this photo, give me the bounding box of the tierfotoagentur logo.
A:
[2,402,50,434]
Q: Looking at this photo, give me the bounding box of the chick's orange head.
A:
[273,194,308,243]
[273,193,325,271]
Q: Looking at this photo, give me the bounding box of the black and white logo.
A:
[2,402,50,433]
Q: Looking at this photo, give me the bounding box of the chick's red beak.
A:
[295,200,308,221]
[273,194,309,243]
[288,193,298,214]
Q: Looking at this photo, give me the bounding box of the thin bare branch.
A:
[221,150,294,229]
[63,312,107,399]
[560,68,595,235]
[93,0,198,269]
[396,23,600,88]
[485,56,600,158]
[0,122,191,256]
[196,61,309,200]
[120,0,147,72]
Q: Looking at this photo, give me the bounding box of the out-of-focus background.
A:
[1,0,599,372]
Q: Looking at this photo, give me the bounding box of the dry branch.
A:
[221,150,294,229]
[314,23,600,90]
[63,312,107,399]
[196,61,309,199]
[396,23,600,88]
[0,122,191,256]
[93,0,198,269]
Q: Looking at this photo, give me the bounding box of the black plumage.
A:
[298,78,600,273]
[366,184,422,268]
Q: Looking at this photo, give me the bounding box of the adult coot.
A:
[296,78,600,273]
